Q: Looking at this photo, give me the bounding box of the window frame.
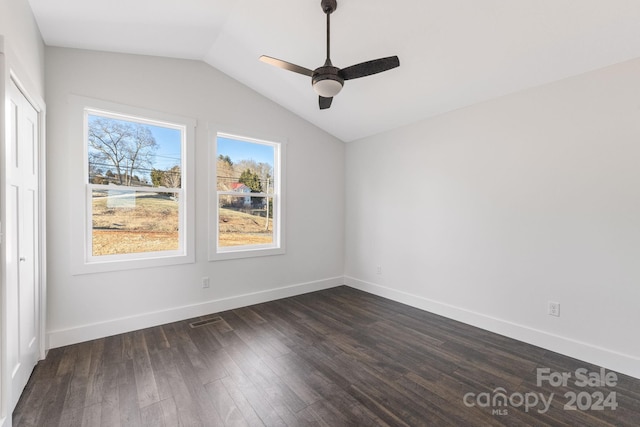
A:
[209,130,286,261]
[70,96,196,274]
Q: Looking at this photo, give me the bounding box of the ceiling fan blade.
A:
[319,96,333,110]
[339,56,400,80]
[259,55,314,77]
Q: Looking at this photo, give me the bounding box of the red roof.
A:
[231,182,249,191]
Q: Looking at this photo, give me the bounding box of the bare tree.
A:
[162,165,181,188]
[216,155,236,191]
[88,117,158,186]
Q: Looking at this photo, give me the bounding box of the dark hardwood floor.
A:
[13,286,640,426]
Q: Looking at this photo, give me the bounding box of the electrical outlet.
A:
[202,277,210,289]
[376,265,382,275]
[548,301,560,317]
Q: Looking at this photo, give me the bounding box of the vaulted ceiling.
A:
[28,0,640,142]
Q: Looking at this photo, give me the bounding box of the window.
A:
[70,96,195,274]
[210,132,285,260]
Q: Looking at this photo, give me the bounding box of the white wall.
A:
[0,0,45,95]
[45,47,344,347]
[345,57,640,379]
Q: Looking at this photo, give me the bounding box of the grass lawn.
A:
[218,207,273,247]
[91,192,272,255]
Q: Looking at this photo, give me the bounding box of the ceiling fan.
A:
[259,0,400,110]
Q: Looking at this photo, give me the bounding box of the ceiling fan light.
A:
[313,79,343,97]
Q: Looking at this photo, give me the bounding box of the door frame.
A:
[0,39,47,424]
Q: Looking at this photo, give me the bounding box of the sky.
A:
[149,125,181,170]
[217,136,275,167]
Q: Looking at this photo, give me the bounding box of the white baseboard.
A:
[344,276,640,380]
[47,276,344,349]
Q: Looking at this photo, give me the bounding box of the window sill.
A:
[71,252,195,275]
[209,246,285,261]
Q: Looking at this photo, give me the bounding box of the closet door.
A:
[5,78,41,412]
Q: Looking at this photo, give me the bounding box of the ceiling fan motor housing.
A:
[312,64,344,97]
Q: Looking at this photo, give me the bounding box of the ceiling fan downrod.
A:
[322,0,337,64]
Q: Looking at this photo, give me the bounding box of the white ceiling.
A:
[28,0,640,142]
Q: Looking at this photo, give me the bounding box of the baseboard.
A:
[47,276,344,349]
[344,276,640,380]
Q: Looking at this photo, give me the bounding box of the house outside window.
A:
[210,132,285,260]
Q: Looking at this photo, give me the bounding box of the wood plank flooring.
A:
[13,286,640,426]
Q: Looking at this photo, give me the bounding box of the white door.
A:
[6,79,41,411]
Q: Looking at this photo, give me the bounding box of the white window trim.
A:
[208,128,286,261]
[69,96,196,274]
